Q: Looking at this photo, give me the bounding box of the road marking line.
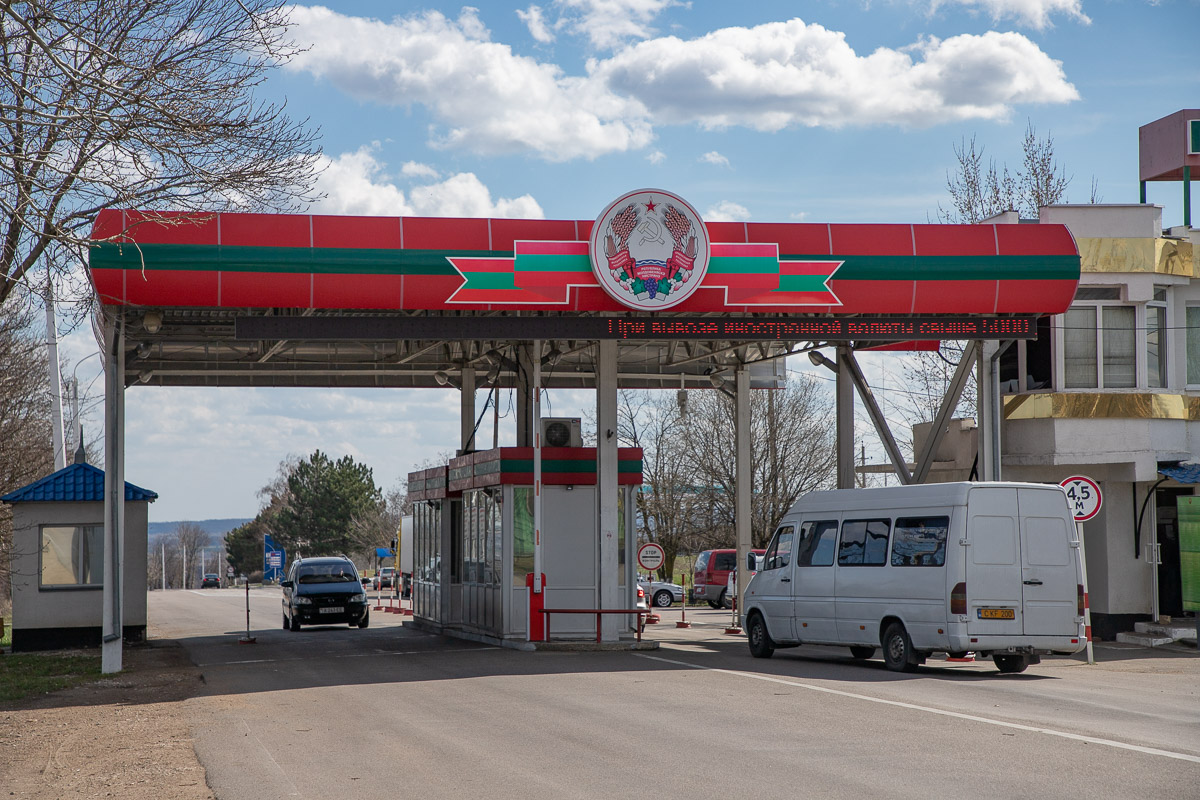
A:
[636,653,1200,765]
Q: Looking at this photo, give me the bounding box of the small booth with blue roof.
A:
[1,458,156,652]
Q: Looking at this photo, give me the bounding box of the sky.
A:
[56,0,1200,522]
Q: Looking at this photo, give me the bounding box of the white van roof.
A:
[788,481,1068,515]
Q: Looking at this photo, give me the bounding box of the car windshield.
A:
[296,565,358,583]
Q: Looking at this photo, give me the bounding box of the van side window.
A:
[764,527,794,570]
[713,552,737,571]
[838,519,891,566]
[796,520,838,566]
[891,516,949,566]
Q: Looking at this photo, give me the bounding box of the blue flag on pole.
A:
[263,534,286,583]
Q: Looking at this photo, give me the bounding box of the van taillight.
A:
[1077,584,1086,617]
[951,582,967,615]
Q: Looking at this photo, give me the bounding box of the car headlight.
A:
[350,593,366,604]
[294,596,313,605]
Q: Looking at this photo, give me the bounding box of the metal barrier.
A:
[539,608,649,643]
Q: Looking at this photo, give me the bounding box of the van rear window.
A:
[891,516,949,567]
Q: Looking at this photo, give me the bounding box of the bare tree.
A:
[0,289,53,614]
[175,522,211,589]
[937,122,1080,224]
[0,0,321,313]
[683,375,837,548]
[615,389,698,580]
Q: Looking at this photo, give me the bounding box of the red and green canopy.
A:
[88,210,1080,314]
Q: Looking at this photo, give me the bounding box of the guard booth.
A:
[408,446,643,644]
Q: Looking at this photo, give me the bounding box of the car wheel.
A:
[993,654,1029,674]
[282,613,289,631]
[882,622,917,673]
[289,612,301,632]
[358,612,370,629]
[849,646,876,660]
[747,613,775,659]
[653,590,673,608]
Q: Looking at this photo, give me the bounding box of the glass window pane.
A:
[1147,306,1165,388]
[892,516,949,566]
[1187,308,1200,385]
[1102,306,1135,388]
[40,525,102,586]
[1064,307,1097,388]
[512,488,534,585]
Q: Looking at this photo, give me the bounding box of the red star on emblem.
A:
[644,197,657,212]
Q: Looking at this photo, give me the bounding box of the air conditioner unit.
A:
[541,417,583,447]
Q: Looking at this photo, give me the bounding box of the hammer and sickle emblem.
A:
[636,218,664,247]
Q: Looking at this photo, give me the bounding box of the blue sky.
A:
[61,0,1199,522]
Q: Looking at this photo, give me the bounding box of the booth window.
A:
[40,524,103,588]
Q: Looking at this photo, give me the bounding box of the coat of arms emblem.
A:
[589,189,710,310]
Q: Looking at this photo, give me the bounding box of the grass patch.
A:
[0,652,103,705]
[0,619,10,649]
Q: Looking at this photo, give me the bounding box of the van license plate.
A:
[978,608,1014,620]
[320,606,344,614]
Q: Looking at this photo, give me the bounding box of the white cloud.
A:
[929,0,1090,30]
[517,5,555,43]
[285,10,1077,161]
[594,22,1078,130]
[401,161,439,180]
[705,201,751,222]
[555,0,681,50]
[700,151,730,167]
[789,211,810,222]
[646,150,666,164]
[311,146,544,218]
[285,6,652,161]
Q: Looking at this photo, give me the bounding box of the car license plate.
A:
[319,606,344,614]
[977,608,1015,620]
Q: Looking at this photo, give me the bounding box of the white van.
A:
[741,482,1087,674]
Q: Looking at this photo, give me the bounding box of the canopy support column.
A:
[459,367,475,453]
[735,366,752,620]
[596,340,620,640]
[102,314,126,674]
[836,346,855,489]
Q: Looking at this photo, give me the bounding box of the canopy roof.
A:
[85,210,1080,389]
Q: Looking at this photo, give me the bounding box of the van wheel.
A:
[849,646,875,660]
[993,654,1029,674]
[289,613,301,632]
[707,599,721,609]
[717,590,730,609]
[358,612,370,629]
[747,613,775,659]
[883,623,917,673]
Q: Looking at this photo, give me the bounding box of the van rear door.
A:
[1017,487,1078,636]
[965,487,1024,636]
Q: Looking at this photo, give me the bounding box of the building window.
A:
[1064,297,1136,389]
[1147,287,1167,388]
[40,525,103,587]
[1187,307,1200,386]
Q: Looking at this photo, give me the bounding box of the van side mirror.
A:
[747,552,757,571]
[281,580,294,589]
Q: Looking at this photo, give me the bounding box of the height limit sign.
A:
[1061,475,1102,522]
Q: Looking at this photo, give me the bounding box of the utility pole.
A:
[161,542,166,591]
[44,283,66,470]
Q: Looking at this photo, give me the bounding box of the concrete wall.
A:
[10,500,149,633]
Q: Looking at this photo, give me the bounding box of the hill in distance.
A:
[148,518,252,538]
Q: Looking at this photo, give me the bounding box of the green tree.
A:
[271,450,382,558]
[225,517,268,579]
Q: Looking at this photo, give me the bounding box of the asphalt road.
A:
[151,588,1200,800]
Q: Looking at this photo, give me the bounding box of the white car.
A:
[638,577,684,608]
